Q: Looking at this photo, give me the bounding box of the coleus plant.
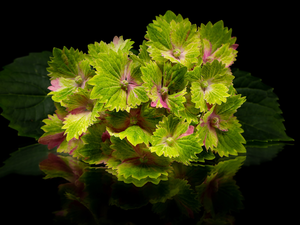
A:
[38,10,246,187]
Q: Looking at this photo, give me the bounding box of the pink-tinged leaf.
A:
[48,78,62,91]
[202,39,212,64]
[178,125,194,139]
[113,36,119,45]
[39,153,77,182]
[101,130,111,142]
[54,102,68,121]
[231,44,239,50]
[38,132,66,150]
[69,107,87,115]
[151,90,170,109]
[39,153,87,196]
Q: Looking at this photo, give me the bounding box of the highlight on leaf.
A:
[150,115,203,165]
[47,47,95,103]
[108,136,172,187]
[145,11,201,69]
[196,95,246,157]
[199,20,238,67]
[88,47,149,112]
[189,60,234,112]
[140,61,187,113]
[105,104,164,146]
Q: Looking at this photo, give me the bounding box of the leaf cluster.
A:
[32,10,250,187]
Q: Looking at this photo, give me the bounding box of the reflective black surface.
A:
[1,4,298,225]
[0,139,298,224]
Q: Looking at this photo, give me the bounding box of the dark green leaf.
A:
[0,51,56,139]
[232,68,293,143]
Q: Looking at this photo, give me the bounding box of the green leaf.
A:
[0,143,51,178]
[232,68,294,142]
[108,36,134,53]
[215,94,246,120]
[0,51,56,139]
[62,99,104,141]
[199,20,236,53]
[150,115,203,165]
[190,60,232,112]
[89,49,147,111]
[207,43,238,68]
[214,118,246,157]
[48,77,78,103]
[106,104,164,146]
[109,137,171,186]
[196,97,246,156]
[38,113,66,150]
[146,15,200,69]
[162,10,184,23]
[47,47,86,80]
[118,174,168,188]
[176,92,200,124]
[204,83,230,105]
[141,60,162,92]
[117,125,152,146]
[167,88,187,115]
[78,123,112,164]
[87,40,110,63]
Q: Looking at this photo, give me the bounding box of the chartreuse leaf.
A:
[88,49,148,111]
[145,11,200,69]
[38,113,66,149]
[199,21,237,67]
[47,47,86,79]
[141,61,187,111]
[87,40,109,63]
[138,40,151,64]
[109,137,171,187]
[47,47,95,104]
[88,49,128,110]
[106,104,164,146]
[62,101,103,141]
[140,60,162,93]
[108,36,134,53]
[214,118,246,157]
[215,94,246,121]
[207,43,238,68]
[190,60,233,112]
[48,77,78,103]
[117,126,151,146]
[117,174,169,187]
[0,51,56,139]
[78,123,112,164]
[162,10,184,23]
[150,115,203,165]
[199,20,236,54]
[177,92,200,124]
[62,92,105,141]
[232,68,293,143]
[197,105,218,150]
[197,96,246,157]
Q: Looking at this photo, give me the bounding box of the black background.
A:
[0,3,298,224]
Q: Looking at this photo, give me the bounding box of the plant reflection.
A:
[40,152,247,224]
